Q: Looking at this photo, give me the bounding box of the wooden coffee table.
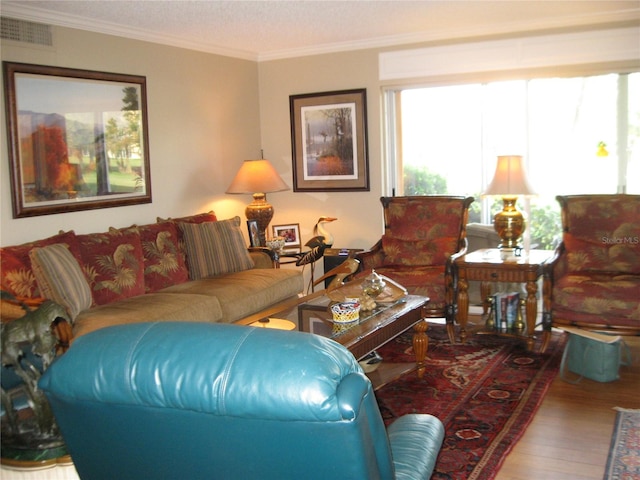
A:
[237,291,430,377]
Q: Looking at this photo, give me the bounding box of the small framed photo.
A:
[247,220,260,247]
[272,223,301,249]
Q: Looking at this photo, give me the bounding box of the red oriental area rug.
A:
[375,324,566,480]
[603,408,640,479]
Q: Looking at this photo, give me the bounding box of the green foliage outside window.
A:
[403,165,447,196]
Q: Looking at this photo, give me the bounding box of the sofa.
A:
[39,321,445,480]
[548,194,640,335]
[0,212,303,339]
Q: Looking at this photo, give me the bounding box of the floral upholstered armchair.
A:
[548,194,640,335]
[356,196,474,343]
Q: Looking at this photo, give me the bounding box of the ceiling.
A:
[2,1,639,61]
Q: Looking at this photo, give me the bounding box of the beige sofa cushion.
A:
[161,268,303,323]
[73,293,223,339]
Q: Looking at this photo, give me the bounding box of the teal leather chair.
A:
[40,322,444,479]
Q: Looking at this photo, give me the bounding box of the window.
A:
[386,73,639,249]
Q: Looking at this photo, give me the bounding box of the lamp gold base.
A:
[245,193,273,247]
[494,196,525,250]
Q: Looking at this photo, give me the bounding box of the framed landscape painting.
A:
[3,62,152,217]
[289,89,369,192]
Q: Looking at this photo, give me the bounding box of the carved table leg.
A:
[480,281,492,317]
[453,277,468,344]
[525,280,538,351]
[413,319,429,378]
[539,272,553,353]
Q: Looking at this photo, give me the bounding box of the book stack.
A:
[491,292,521,332]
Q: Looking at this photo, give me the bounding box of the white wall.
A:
[1,26,261,246]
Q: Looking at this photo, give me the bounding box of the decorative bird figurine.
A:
[312,258,360,292]
[295,216,337,267]
[307,216,337,248]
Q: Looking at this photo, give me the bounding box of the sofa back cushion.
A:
[29,243,92,319]
[157,211,218,264]
[157,211,218,243]
[558,195,640,274]
[76,231,145,305]
[179,217,254,279]
[0,230,81,300]
[113,222,189,293]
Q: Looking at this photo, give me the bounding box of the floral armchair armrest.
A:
[545,242,566,284]
[355,240,385,272]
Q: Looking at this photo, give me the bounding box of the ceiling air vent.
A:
[1,17,53,46]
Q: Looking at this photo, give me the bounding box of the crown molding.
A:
[0,3,259,61]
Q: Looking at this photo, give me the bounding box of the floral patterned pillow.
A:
[114,222,189,293]
[0,230,81,300]
[76,231,145,305]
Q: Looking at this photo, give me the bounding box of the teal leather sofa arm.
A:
[40,322,444,480]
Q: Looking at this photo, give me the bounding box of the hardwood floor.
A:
[369,320,640,480]
[496,333,639,480]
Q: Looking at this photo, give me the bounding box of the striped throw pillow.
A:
[29,243,93,320]
[179,217,254,279]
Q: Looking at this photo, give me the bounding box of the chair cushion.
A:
[561,196,640,274]
[385,197,467,241]
[382,235,456,266]
[29,243,93,320]
[179,217,254,279]
[552,273,640,328]
[381,197,466,267]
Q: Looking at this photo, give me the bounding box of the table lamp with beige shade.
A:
[226,158,289,246]
[482,155,536,257]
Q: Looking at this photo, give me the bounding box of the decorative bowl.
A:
[265,236,285,252]
[330,302,361,333]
